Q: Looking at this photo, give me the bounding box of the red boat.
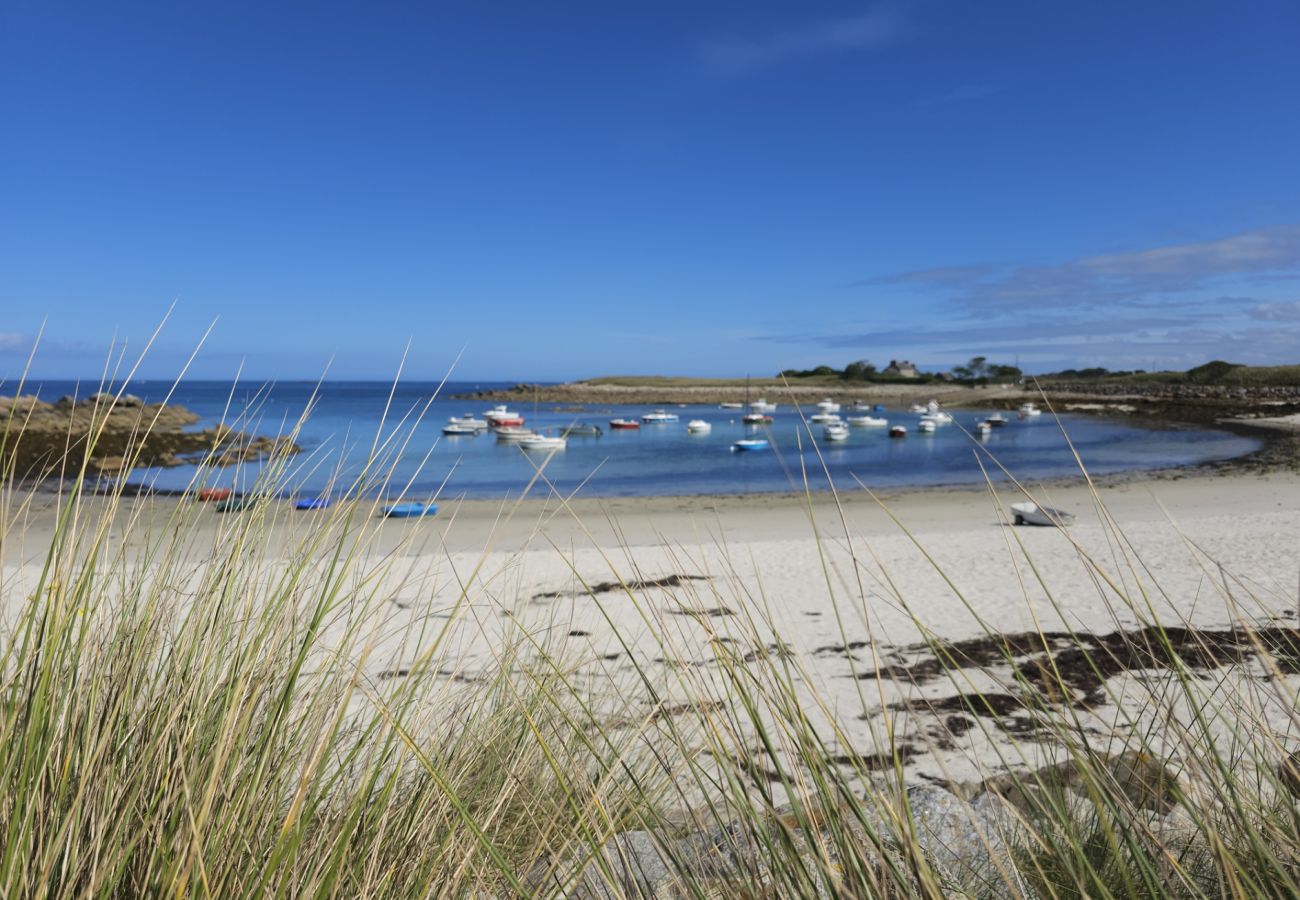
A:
[197,487,232,502]
[483,405,525,427]
[609,418,641,429]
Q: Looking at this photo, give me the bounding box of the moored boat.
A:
[749,399,777,413]
[295,496,331,510]
[494,427,536,442]
[816,398,841,414]
[381,502,438,519]
[443,422,480,435]
[732,438,770,452]
[889,425,907,438]
[719,402,744,410]
[483,405,525,426]
[742,413,773,425]
[609,418,641,429]
[1019,402,1043,418]
[847,415,888,427]
[641,409,679,423]
[519,435,567,451]
[561,423,603,437]
[686,419,712,433]
[809,412,841,424]
[448,415,489,430]
[986,413,1008,427]
[822,422,849,441]
[918,419,936,433]
[976,421,993,436]
[197,487,232,502]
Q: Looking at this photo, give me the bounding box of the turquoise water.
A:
[23,380,1260,498]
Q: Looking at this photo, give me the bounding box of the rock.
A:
[904,784,1028,896]
[565,830,676,899]
[1076,751,1181,814]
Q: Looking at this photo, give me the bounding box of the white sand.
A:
[5,469,1299,787]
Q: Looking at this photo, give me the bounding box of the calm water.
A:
[19,380,1259,499]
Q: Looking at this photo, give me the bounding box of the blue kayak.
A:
[295,497,332,510]
[381,502,438,519]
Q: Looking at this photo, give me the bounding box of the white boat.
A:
[986,413,1008,427]
[442,423,480,435]
[1019,402,1043,418]
[976,421,992,436]
[494,427,536,442]
[809,412,842,424]
[847,415,888,427]
[732,438,770,452]
[1010,502,1074,527]
[918,419,936,433]
[484,405,525,426]
[816,398,841,414]
[926,399,940,413]
[749,399,777,414]
[448,414,489,430]
[908,403,928,414]
[686,419,712,433]
[925,411,954,424]
[641,410,679,424]
[822,422,850,442]
[519,435,567,451]
[719,402,744,410]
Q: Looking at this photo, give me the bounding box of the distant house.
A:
[882,359,919,379]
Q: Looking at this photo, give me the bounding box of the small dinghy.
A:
[295,497,331,511]
[686,419,712,434]
[443,422,480,435]
[732,438,770,452]
[381,502,438,519]
[197,487,232,502]
[494,427,536,442]
[986,413,1009,427]
[1009,502,1074,527]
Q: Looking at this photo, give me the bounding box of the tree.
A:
[841,359,876,381]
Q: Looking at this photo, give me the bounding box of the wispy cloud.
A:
[917,83,1001,107]
[872,225,1300,310]
[1249,300,1300,321]
[696,8,904,78]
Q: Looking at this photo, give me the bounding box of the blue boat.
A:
[381,502,438,519]
[731,438,770,452]
[295,497,332,510]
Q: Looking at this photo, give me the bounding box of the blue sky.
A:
[3,1,1299,381]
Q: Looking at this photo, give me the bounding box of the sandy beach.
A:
[6,463,1298,791]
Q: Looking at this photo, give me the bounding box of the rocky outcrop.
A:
[0,393,299,481]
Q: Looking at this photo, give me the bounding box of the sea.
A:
[16,380,1260,500]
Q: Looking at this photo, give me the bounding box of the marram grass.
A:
[0,378,1298,898]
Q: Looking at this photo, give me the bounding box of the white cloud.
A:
[697,8,903,77]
